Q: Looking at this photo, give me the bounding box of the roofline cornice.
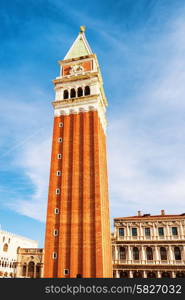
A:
[59,54,96,65]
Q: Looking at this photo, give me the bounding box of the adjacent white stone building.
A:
[16,248,44,278]
[112,210,185,278]
[0,228,38,277]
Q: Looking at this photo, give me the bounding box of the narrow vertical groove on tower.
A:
[93,111,103,277]
[66,115,73,275]
[78,113,83,276]
[89,111,96,277]
[70,113,80,277]
[82,112,90,277]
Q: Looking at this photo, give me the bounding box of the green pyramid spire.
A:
[64,26,93,60]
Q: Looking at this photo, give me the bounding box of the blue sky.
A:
[1,0,185,247]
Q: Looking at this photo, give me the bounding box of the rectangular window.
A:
[58,137,63,143]
[132,228,137,236]
[158,227,164,236]
[53,229,58,236]
[56,171,61,176]
[64,269,69,275]
[145,228,151,236]
[56,188,60,195]
[52,252,57,259]
[120,247,126,260]
[54,208,59,214]
[172,227,178,235]
[57,154,62,159]
[118,228,124,237]
[59,122,63,128]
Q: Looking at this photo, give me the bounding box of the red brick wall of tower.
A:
[44,110,112,278]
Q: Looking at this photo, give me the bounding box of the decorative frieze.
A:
[53,97,107,134]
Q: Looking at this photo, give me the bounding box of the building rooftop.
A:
[114,210,185,221]
[0,229,37,244]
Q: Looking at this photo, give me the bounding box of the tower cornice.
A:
[52,94,107,133]
[58,54,96,65]
[52,94,99,108]
[53,71,100,84]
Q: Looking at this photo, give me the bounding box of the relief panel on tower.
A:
[63,60,93,76]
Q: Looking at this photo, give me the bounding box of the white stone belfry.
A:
[52,26,108,133]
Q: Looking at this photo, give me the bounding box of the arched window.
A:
[133,271,142,278]
[36,264,41,278]
[3,243,8,252]
[146,247,153,260]
[70,88,76,98]
[161,272,171,278]
[174,247,181,260]
[77,87,83,97]
[84,86,90,96]
[133,247,139,260]
[28,262,35,278]
[22,264,27,277]
[147,272,156,278]
[176,272,185,278]
[120,247,126,260]
[63,90,69,99]
[120,271,128,278]
[160,247,167,260]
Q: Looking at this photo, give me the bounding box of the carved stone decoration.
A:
[69,64,84,76]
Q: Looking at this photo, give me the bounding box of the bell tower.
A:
[44,26,112,278]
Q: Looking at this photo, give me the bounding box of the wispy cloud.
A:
[108,16,185,220]
[8,137,52,221]
[0,95,52,222]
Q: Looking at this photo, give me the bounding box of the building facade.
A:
[112,211,185,278]
[44,26,112,278]
[16,248,44,278]
[0,229,38,277]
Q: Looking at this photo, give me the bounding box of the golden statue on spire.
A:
[80,25,86,33]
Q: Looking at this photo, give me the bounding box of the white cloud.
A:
[0,94,52,221]
[8,137,51,221]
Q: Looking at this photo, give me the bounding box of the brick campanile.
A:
[44,26,112,278]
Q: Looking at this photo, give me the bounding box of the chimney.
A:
[161,209,165,216]
[137,211,142,216]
